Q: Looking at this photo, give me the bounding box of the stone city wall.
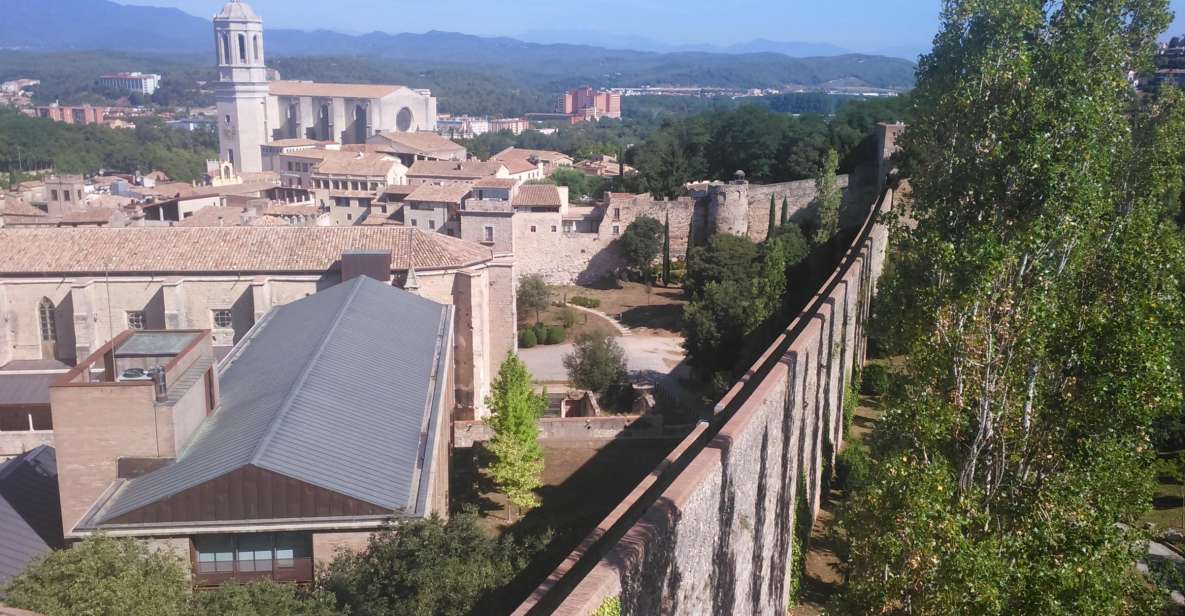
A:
[512,183,894,616]
[453,415,685,448]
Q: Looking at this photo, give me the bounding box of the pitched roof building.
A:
[0,446,62,585]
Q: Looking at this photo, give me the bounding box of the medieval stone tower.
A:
[214,0,269,173]
[707,170,751,237]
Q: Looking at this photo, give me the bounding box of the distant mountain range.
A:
[0,0,918,91]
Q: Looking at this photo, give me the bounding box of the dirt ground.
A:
[521,303,622,341]
[554,282,686,337]
[451,439,677,537]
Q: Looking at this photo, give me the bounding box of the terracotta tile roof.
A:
[382,185,417,198]
[283,149,334,161]
[246,216,289,226]
[176,206,247,227]
[406,183,470,204]
[1,198,47,218]
[139,182,196,199]
[269,81,407,99]
[372,132,463,155]
[512,184,563,208]
[59,208,118,225]
[0,227,492,274]
[472,178,518,189]
[314,152,403,177]
[501,159,540,175]
[265,138,327,148]
[408,160,505,179]
[494,147,573,164]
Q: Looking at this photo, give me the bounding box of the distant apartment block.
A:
[96,72,161,96]
[561,86,622,121]
[36,104,106,126]
[489,117,530,134]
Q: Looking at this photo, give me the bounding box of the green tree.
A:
[516,274,551,324]
[616,215,664,279]
[485,353,547,516]
[683,233,760,299]
[766,194,777,241]
[563,330,628,396]
[812,148,841,245]
[3,535,190,616]
[843,1,1185,614]
[780,196,789,227]
[189,582,341,616]
[662,212,672,286]
[321,512,539,616]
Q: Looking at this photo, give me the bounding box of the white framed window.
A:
[212,309,233,328]
[483,226,495,243]
[38,298,56,342]
[530,225,537,232]
[126,311,146,330]
[612,224,620,236]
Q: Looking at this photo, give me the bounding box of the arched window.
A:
[38,298,56,342]
[238,34,247,63]
[253,35,261,62]
[221,34,231,65]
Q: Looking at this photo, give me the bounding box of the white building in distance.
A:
[214,0,438,173]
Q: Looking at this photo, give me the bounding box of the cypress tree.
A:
[662,212,671,285]
[767,193,777,241]
[780,196,789,227]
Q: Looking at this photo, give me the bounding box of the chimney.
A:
[148,367,168,403]
[341,249,393,283]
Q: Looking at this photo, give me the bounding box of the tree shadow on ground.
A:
[619,304,683,332]
[487,438,681,614]
[449,446,501,518]
[1154,494,1185,510]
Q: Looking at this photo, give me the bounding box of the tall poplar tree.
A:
[843,1,1185,614]
[812,148,840,245]
[485,353,547,519]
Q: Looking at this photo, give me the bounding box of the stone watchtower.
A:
[214,0,269,173]
[707,170,751,237]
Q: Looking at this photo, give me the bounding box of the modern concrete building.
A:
[214,0,438,174]
[97,72,161,96]
[54,277,452,583]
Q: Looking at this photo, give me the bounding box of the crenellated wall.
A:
[513,182,895,616]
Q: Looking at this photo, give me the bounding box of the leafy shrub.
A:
[843,374,859,434]
[519,329,537,348]
[558,307,578,329]
[546,326,566,345]
[563,331,626,394]
[593,596,622,616]
[570,296,601,309]
[861,364,889,396]
[533,322,548,343]
[836,443,871,493]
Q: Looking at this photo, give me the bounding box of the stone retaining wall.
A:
[453,415,689,448]
[512,183,894,616]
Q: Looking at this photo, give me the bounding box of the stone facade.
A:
[506,169,874,286]
[512,183,896,616]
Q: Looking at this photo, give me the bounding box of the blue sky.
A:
[124,0,1185,53]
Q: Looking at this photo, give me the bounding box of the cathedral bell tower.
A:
[214,0,269,173]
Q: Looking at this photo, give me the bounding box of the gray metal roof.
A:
[116,332,200,357]
[0,446,62,584]
[0,373,58,407]
[96,276,452,523]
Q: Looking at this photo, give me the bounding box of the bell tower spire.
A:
[214,0,269,173]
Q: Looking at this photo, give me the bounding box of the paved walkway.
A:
[519,336,686,385]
